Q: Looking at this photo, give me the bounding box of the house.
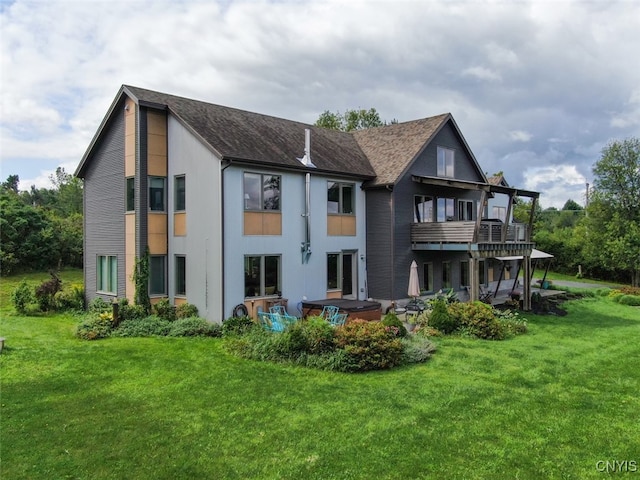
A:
[76,85,540,322]
[354,117,538,308]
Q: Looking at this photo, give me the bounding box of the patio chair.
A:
[479,285,493,304]
[269,305,287,315]
[329,312,347,326]
[320,305,339,320]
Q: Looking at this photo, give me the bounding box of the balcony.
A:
[410,220,534,257]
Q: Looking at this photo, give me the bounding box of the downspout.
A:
[221,159,232,320]
[387,184,395,301]
[300,129,314,264]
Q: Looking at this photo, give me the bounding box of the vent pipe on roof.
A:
[297,128,316,168]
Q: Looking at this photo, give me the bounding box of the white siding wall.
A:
[167,117,223,322]
[223,167,368,318]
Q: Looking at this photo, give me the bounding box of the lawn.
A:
[1,271,639,479]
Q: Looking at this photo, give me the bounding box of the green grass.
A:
[1,272,639,479]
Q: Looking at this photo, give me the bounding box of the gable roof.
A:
[77,85,376,179]
[353,114,449,187]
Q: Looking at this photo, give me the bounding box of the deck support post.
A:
[523,254,532,310]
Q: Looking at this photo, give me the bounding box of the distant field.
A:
[1,272,639,479]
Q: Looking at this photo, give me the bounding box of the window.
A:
[437,147,455,177]
[327,253,340,289]
[244,255,281,297]
[442,262,452,289]
[175,175,185,211]
[414,195,434,223]
[479,259,486,285]
[437,198,455,222]
[175,255,186,296]
[458,200,474,221]
[126,177,135,212]
[150,256,166,295]
[327,182,354,214]
[492,206,507,222]
[149,177,166,211]
[97,255,117,294]
[243,173,280,211]
[423,262,433,292]
[460,261,469,287]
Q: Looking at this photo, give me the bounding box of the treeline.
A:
[514,138,640,286]
[0,168,83,275]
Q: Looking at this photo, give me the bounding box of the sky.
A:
[1,0,639,209]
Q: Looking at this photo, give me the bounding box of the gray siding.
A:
[367,121,486,301]
[83,103,126,303]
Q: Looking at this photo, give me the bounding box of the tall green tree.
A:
[584,138,640,285]
[315,108,390,131]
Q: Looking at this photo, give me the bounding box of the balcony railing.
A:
[410,220,530,244]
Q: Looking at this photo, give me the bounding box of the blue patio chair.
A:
[257,310,272,330]
[269,305,287,315]
[320,305,339,321]
[329,312,347,327]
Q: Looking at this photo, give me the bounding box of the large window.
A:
[442,261,452,289]
[437,147,455,177]
[150,256,166,295]
[492,206,507,222]
[175,175,186,211]
[437,198,455,222]
[460,260,469,287]
[458,200,474,221]
[327,182,354,214]
[126,177,135,212]
[175,255,186,296]
[423,262,433,293]
[244,173,280,211]
[244,255,281,297]
[97,255,117,294]
[414,195,434,223]
[149,177,166,211]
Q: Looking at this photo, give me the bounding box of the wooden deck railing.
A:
[410,221,530,244]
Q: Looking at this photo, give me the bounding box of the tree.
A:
[315,108,388,132]
[584,138,640,285]
[1,175,20,194]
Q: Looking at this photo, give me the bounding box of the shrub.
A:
[35,272,62,311]
[89,297,111,314]
[428,299,458,334]
[153,298,176,321]
[381,312,408,338]
[76,314,113,340]
[222,316,256,336]
[113,316,172,337]
[616,295,640,306]
[281,316,336,356]
[167,318,222,337]
[400,336,437,364]
[54,284,85,312]
[334,320,403,372]
[415,325,442,338]
[448,301,506,340]
[117,298,148,322]
[176,302,199,319]
[494,309,528,337]
[11,279,35,314]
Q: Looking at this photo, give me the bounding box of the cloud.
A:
[523,165,588,209]
[509,130,532,142]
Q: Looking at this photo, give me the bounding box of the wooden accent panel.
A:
[147,111,167,177]
[244,212,282,235]
[174,212,186,236]
[174,297,187,306]
[326,290,342,299]
[125,213,136,302]
[150,297,168,305]
[327,215,356,236]
[148,213,167,254]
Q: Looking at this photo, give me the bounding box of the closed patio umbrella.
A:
[408,260,420,298]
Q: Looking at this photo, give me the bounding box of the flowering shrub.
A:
[334,320,403,372]
[448,301,506,340]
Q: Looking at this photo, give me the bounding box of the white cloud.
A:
[523,165,588,209]
[509,130,532,142]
